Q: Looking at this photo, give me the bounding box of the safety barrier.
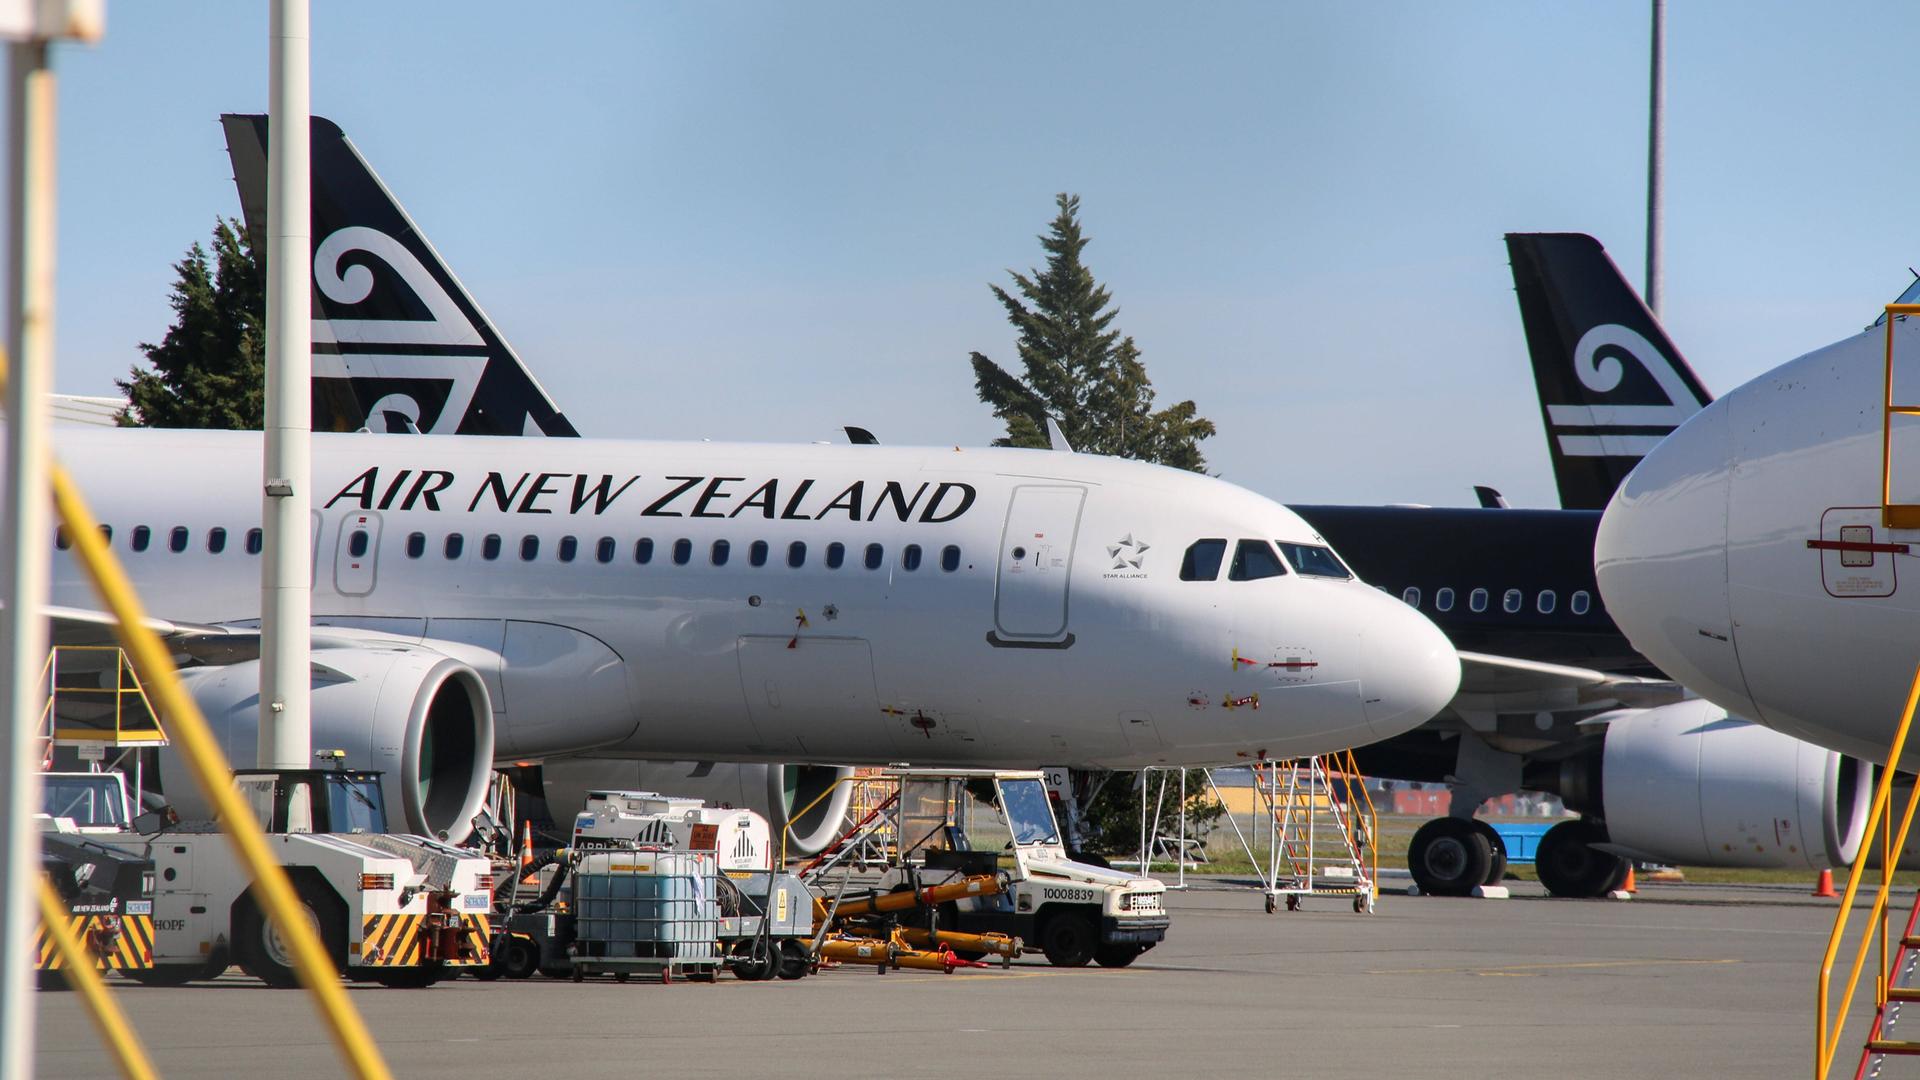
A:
[1815,661,1920,1077]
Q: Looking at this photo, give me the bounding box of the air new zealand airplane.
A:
[224,116,1871,898]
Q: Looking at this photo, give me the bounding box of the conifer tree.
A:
[969,193,1214,471]
[118,217,265,429]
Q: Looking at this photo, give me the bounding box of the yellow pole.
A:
[36,878,159,1080]
[48,465,394,1080]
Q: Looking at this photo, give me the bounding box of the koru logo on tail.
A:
[1547,323,1701,458]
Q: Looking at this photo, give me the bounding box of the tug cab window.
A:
[1275,542,1350,579]
[1228,539,1287,581]
[1180,539,1228,581]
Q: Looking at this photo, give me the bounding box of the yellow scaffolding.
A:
[41,644,166,746]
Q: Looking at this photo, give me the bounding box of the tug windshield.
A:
[997,779,1060,846]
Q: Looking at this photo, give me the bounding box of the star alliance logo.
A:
[1107,534,1150,571]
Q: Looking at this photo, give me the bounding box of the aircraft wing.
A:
[45,605,261,665]
[1453,650,1686,713]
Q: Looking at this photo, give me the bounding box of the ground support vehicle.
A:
[93,767,492,988]
[37,821,156,987]
[492,793,818,982]
[816,770,1169,968]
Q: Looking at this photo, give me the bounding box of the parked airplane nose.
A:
[1359,591,1460,740]
[1595,401,1759,717]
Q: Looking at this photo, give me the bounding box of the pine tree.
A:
[118,217,265,429]
[969,193,1214,471]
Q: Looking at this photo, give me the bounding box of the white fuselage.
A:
[48,428,1457,771]
[1597,318,1920,765]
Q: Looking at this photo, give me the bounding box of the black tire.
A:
[730,939,776,981]
[1406,818,1492,898]
[1534,819,1630,898]
[503,938,541,980]
[371,963,445,989]
[776,939,810,980]
[1039,910,1097,968]
[124,965,199,988]
[234,880,344,989]
[1094,944,1144,968]
[1470,819,1509,885]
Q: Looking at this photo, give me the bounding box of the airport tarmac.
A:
[35,878,1862,1079]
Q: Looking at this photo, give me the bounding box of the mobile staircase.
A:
[1818,663,1920,1078]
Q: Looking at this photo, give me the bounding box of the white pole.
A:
[260,0,311,768]
[1645,0,1665,316]
[0,38,58,1078]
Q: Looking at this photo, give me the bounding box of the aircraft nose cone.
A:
[1361,595,1460,739]
[1595,401,1757,716]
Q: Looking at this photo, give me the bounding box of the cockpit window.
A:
[1275,542,1350,579]
[1180,539,1228,581]
[1228,539,1288,581]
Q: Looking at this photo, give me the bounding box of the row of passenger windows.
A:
[1397,585,1593,616]
[1178,538,1352,582]
[400,532,964,573]
[57,524,966,576]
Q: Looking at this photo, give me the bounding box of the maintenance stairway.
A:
[1819,665,1920,1078]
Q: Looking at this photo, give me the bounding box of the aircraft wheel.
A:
[1040,910,1097,967]
[1470,820,1509,884]
[1406,818,1492,897]
[1534,819,1629,898]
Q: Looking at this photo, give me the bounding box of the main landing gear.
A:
[1405,816,1628,898]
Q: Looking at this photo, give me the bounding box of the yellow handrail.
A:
[49,463,394,1080]
[1816,661,1920,1077]
[46,645,165,744]
[779,772,876,868]
[36,877,157,1080]
[1881,303,1920,528]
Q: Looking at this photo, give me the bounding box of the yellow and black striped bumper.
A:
[356,912,490,967]
[35,914,153,971]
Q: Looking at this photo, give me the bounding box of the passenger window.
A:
[1275,542,1351,579]
[170,527,189,553]
[1571,590,1591,615]
[445,534,464,560]
[131,525,150,553]
[405,532,425,559]
[826,542,846,569]
[1435,587,1454,612]
[788,541,806,568]
[1180,539,1228,581]
[207,527,227,555]
[1228,539,1287,581]
[482,534,502,561]
[54,527,69,551]
[347,530,369,559]
[635,538,654,565]
[1537,590,1556,614]
[1469,588,1488,613]
[520,535,539,561]
[750,540,768,567]
[864,543,884,570]
[98,525,112,545]
[246,528,263,555]
[712,540,730,566]
[673,539,692,566]
[558,536,578,563]
[1402,587,1421,608]
[596,537,615,564]
[1502,588,1522,614]
[942,545,961,572]
[902,544,922,571]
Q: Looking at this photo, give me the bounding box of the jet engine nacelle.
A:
[538,759,856,857]
[1598,699,1871,869]
[164,639,494,844]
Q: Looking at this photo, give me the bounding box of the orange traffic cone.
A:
[518,823,537,885]
[1623,866,1637,894]
[1813,869,1838,898]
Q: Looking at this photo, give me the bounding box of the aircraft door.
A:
[993,485,1085,640]
[333,511,382,597]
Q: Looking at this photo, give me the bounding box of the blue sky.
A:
[27,2,1920,506]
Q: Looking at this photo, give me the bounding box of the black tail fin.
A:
[1505,232,1709,509]
[221,114,578,437]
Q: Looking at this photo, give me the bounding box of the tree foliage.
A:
[118,217,265,430]
[969,193,1214,472]
[1077,769,1226,858]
